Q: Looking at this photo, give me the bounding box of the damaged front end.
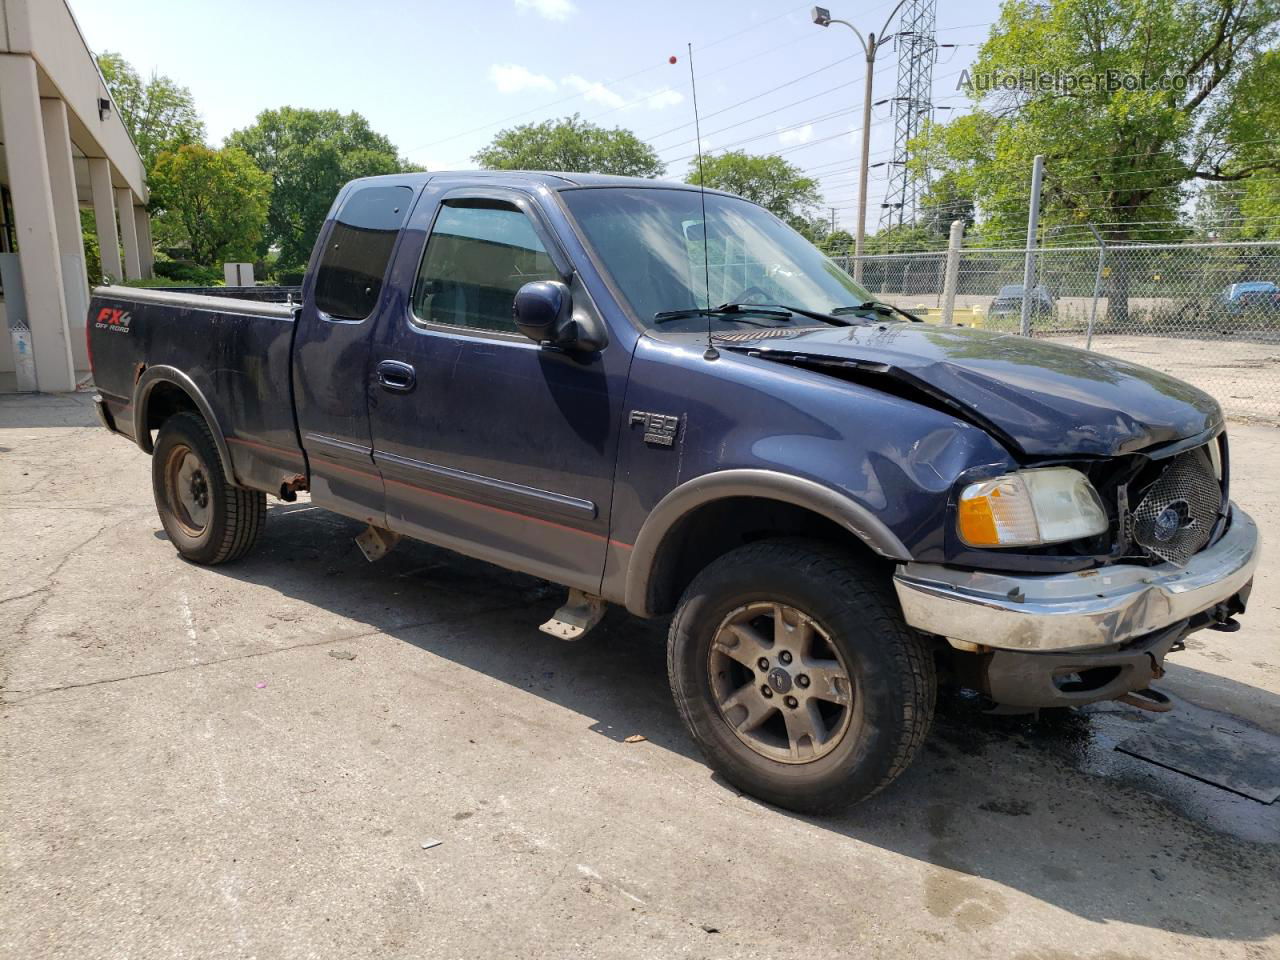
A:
[726,336,1254,711]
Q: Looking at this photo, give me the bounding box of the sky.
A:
[71,0,1003,232]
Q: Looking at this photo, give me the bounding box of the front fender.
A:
[623,468,911,617]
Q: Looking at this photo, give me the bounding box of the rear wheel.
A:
[667,539,935,813]
[151,411,265,565]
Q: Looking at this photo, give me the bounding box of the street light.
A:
[811,1,911,282]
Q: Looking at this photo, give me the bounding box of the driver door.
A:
[366,185,627,592]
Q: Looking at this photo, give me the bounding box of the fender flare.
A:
[131,365,235,482]
[622,468,912,617]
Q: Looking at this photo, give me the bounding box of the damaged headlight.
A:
[957,467,1108,548]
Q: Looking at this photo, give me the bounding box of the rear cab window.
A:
[314,184,415,320]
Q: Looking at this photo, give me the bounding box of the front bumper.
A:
[893,503,1259,653]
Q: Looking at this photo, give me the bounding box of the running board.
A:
[539,588,607,641]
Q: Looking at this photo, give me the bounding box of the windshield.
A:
[559,187,874,329]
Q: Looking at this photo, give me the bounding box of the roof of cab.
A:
[348,169,738,197]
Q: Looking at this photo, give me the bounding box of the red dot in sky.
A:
[669,55,678,64]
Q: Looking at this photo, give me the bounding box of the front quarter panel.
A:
[607,335,1016,604]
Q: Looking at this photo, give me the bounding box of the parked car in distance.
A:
[86,171,1259,813]
[1218,281,1280,317]
[986,284,1056,328]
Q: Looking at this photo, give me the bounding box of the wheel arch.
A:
[132,366,235,483]
[623,469,911,618]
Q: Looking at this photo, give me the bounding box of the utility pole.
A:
[829,207,837,234]
[1019,154,1045,337]
[812,2,910,283]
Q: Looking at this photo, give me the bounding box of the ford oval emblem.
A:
[1153,505,1182,542]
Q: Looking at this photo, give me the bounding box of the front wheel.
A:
[667,539,936,813]
[152,411,265,565]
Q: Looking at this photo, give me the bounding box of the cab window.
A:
[313,185,414,320]
[412,199,559,333]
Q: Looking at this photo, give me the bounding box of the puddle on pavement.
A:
[930,690,1280,846]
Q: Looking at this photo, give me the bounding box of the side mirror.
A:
[512,280,608,353]
[513,280,572,344]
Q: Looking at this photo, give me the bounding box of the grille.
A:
[1129,445,1223,565]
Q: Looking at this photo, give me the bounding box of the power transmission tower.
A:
[878,0,936,231]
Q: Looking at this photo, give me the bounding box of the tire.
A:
[667,539,935,813]
[151,411,265,565]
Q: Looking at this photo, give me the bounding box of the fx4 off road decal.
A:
[94,307,133,333]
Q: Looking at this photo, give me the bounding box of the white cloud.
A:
[561,74,627,109]
[489,63,556,95]
[487,67,684,113]
[515,0,576,21]
[778,124,814,146]
[640,88,684,111]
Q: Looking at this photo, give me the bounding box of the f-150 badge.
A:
[630,411,680,447]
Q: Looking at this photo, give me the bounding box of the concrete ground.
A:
[1047,335,1280,424]
[2,393,1278,960]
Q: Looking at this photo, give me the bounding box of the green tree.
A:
[1222,49,1280,239]
[685,151,821,231]
[147,145,271,266]
[226,107,421,269]
[819,228,856,257]
[473,114,665,178]
[923,0,1280,315]
[80,210,103,284]
[866,223,944,254]
[97,52,205,168]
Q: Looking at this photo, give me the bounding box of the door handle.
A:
[376,360,416,393]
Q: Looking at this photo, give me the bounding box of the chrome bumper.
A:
[893,504,1259,652]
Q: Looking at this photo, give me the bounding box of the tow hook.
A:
[1117,687,1173,712]
[1115,652,1173,712]
[1208,601,1243,632]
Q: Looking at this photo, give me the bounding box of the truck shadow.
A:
[209,498,1280,944]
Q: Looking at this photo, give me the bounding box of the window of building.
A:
[313,184,415,320]
[0,186,15,254]
[411,199,559,333]
[0,186,15,298]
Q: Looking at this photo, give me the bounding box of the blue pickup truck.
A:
[88,172,1259,812]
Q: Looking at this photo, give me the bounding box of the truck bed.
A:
[88,284,306,497]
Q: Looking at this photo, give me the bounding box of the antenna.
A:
[685,43,718,361]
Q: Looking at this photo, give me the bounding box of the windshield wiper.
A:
[653,302,794,324]
[832,300,923,323]
[654,301,858,328]
[762,303,856,327]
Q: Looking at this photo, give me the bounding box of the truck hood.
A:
[719,323,1221,458]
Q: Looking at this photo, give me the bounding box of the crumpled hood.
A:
[722,323,1222,457]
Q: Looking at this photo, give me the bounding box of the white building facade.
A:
[0,0,150,393]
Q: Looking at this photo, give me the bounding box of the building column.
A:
[89,158,122,282]
[116,188,141,281]
[0,54,76,392]
[41,97,91,372]
[134,207,154,279]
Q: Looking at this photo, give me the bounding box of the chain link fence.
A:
[835,241,1280,422]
